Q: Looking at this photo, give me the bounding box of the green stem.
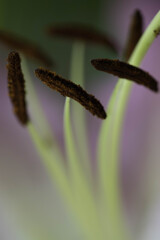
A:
[97,10,160,240]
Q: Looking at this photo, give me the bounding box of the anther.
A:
[123,9,143,61]
[47,23,117,52]
[7,51,29,125]
[0,30,53,66]
[35,68,107,119]
[91,58,158,92]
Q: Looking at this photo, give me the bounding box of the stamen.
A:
[7,51,29,125]
[47,23,117,52]
[35,68,107,119]
[0,30,52,66]
[91,58,158,92]
[123,9,143,61]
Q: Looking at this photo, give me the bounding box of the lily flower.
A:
[1,7,160,240]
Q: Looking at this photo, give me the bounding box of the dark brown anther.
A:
[35,68,107,119]
[47,23,117,53]
[0,30,53,67]
[91,58,158,92]
[123,10,143,61]
[7,51,29,125]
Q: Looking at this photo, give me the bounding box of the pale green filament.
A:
[23,57,74,211]
[27,123,73,206]
[28,123,98,238]
[64,42,103,240]
[21,55,60,149]
[110,10,160,164]
[70,41,91,179]
[97,10,160,240]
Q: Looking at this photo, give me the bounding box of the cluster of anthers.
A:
[4,11,158,124]
[2,8,160,240]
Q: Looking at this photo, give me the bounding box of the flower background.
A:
[0,0,160,239]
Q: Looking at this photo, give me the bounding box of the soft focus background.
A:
[0,0,160,239]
